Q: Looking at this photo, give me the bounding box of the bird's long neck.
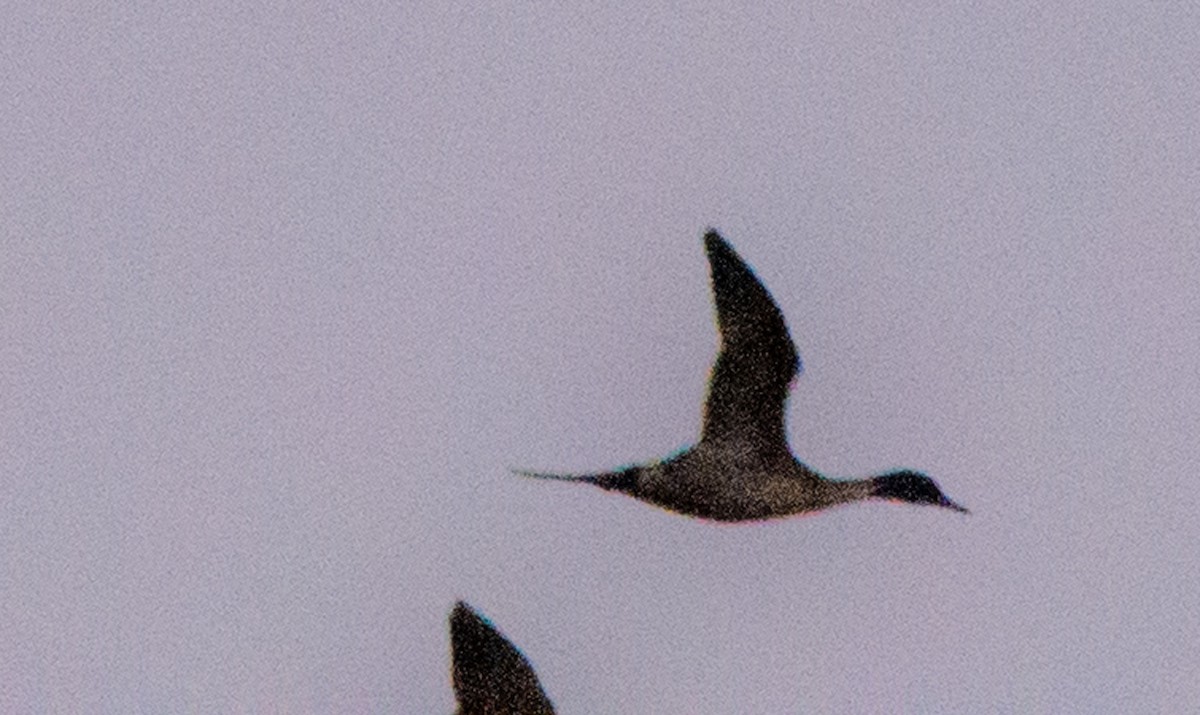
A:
[755,461,877,516]
[814,473,877,508]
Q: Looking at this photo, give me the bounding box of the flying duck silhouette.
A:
[515,230,967,521]
[450,601,556,715]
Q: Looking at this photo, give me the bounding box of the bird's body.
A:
[517,230,967,520]
[521,445,873,522]
[450,602,556,715]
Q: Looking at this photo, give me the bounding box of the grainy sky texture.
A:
[4,3,1200,712]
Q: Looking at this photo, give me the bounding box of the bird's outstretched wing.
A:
[699,231,801,463]
[451,602,556,715]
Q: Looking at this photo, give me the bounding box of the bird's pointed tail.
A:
[511,466,640,492]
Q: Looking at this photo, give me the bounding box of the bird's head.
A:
[871,470,968,513]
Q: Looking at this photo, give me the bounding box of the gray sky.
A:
[4,3,1199,712]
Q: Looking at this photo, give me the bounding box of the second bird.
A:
[516,230,967,521]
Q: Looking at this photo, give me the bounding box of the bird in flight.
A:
[450,601,556,715]
[516,230,967,521]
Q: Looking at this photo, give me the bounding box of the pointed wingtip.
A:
[451,601,485,634]
[450,605,557,715]
[703,228,729,253]
[702,229,746,280]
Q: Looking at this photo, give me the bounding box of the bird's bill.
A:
[939,496,970,513]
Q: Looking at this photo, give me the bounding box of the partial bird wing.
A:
[451,602,556,715]
[699,231,801,463]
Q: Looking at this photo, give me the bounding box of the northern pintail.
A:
[451,601,556,715]
[516,231,967,521]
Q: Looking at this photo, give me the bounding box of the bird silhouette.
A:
[516,230,967,521]
[450,602,556,715]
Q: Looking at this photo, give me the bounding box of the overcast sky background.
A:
[4,3,1200,712]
